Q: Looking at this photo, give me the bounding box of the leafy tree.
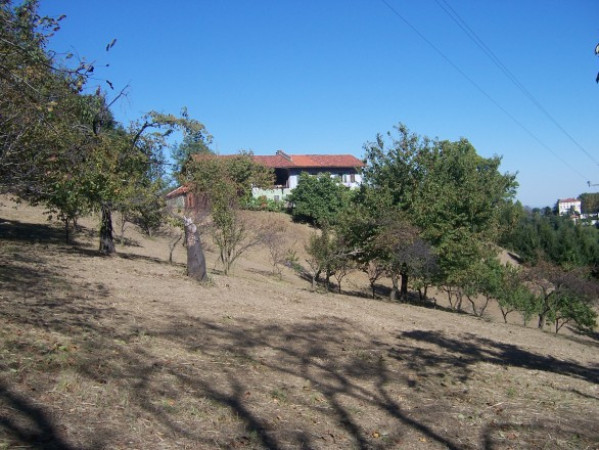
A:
[331,249,354,294]
[304,225,354,292]
[373,212,422,301]
[362,124,517,304]
[0,1,108,199]
[305,227,336,291]
[335,187,391,298]
[579,193,599,214]
[170,107,213,177]
[185,152,273,275]
[261,215,289,278]
[288,172,352,227]
[500,207,599,271]
[525,262,598,332]
[491,264,536,324]
[79,108,205,255]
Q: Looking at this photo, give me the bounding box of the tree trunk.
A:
[99,203,116,255]
[390,273,399,301]
[168,233,183,264]
[64,217,70,244]
[184,216,207,281]
[400,270,409,299]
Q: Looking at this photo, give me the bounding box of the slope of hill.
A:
[1,197,598,449]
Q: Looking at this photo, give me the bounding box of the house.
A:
[251,150,364,202]
[557,198,582,216]
[166,150,364,209]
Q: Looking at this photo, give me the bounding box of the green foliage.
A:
[544,289,597,333]
[0,2,204,252]
[500,207,599,271]
[579,192,599,214]
[304,227,349,291]
[212,200,247,276]
[525,263,599,333]
[186,151,274,206]
[186,152,273,275]
[359,124,517,299]
[0,1,94,194]
[490,263,537,324]
[288,172,352,227]
[170,107,213,177]
[243,196,286,212]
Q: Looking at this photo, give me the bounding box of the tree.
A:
[491,264,536,324]
[79,108,204,255]
[261,215,289,278]
[0,1,72,192]
[305,226,339,291]
[500,206,599,271]
[0,1,111,200]
[185,152,274,275]
[362,124,518,304]
[525,262,598,333]
[170,107,212,178]
[374,212,421,301]
[287,172,352,227]
[183,216,207,281]
[578,193,599,214]
[331,242,354,294]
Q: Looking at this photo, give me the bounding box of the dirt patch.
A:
[1,198,598,449]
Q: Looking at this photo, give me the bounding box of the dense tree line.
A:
[298,125,598,333]
[499,205,599,269]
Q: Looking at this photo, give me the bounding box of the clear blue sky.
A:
[40,0,599,208]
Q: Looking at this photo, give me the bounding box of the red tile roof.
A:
[166,185,189,198]
[192,150,364,169]
[558,198,580,203]
[254,152,364,169]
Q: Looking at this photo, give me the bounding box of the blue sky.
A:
[40,0,599,207]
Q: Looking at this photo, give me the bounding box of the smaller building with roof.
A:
[557,197,582,216]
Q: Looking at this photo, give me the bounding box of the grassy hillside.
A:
[1,197,598,449]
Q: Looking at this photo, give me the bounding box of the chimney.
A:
[276,149,292,161]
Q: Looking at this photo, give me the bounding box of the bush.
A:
[243,196,286,212]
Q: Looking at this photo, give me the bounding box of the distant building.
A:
[251,150,363,203]
[557,198,582,216]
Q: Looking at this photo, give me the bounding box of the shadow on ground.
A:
[1,218,598,449]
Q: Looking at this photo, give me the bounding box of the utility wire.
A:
[435,0,599,169]
[379,0,591,182]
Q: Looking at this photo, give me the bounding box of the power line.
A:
[435,0,599,168]
[378,0,591,182]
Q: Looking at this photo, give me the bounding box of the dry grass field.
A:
[1,196,598,449]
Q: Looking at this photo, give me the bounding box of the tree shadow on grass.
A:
[0,382,77,450]
[393,329,599,385]
[3,296,599,449]
[0,218,65,244]
[2,235,598,449]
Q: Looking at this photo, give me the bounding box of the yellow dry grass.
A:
[1,196,598,449]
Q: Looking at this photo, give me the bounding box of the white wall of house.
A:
[253,170,362,202]
[251,186,292,202]
[558,199,581,215]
